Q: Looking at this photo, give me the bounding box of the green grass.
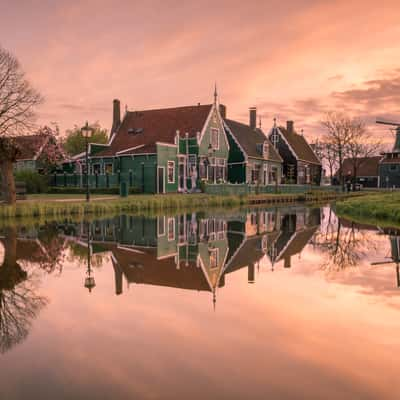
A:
[336,192,400,227]
[0,191,357,221]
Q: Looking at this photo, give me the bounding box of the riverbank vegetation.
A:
[0,191,362,220]
[336,192,400,226]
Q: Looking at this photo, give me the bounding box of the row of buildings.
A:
[67,94,322,192]
[18,92,322,193]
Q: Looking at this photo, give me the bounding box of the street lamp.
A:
[81,121,93,202]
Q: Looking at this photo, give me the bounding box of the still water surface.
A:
[0,205,399,399]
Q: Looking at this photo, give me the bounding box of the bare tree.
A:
[321,112,354,190]
[0,46,43,204]
[312,139,338,184]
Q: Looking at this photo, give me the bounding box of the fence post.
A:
[106,173,109,188]
[95,172,99,188]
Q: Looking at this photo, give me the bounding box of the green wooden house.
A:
[224,107,283,185]
[73,97,230,194]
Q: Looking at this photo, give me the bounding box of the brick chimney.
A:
[219,104,227,119]
[249,107,257,130]
[287,120,294,133]
[112,99,121,133]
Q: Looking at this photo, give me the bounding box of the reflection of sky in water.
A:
[0,207,399,400]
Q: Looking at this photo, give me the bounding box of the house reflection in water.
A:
[60,207,321,304]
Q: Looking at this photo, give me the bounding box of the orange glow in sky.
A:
[1,0,399,142]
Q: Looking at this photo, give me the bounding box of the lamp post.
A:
[81,121,92,202]
[84,220,96,293]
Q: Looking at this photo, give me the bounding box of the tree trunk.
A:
[0,159,16,205]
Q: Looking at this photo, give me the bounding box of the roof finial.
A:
[125,104,128,113]
[273,117,277,127]
[301,128,304,136]
[259,117,262,129]
[214,82,218,105]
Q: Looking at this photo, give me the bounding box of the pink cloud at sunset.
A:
[1,0,399,144]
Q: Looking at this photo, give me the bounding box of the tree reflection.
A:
[312,209,378,271]
[0,226,47,353]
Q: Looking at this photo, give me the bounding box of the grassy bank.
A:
[336,192,400,226]
[0,191,359,220]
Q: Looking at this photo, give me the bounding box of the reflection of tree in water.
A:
[0,226,47,354]
[312,208,378,272]
[66,241,108,269]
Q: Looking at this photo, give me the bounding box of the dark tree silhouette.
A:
[0,226,47,353]
[0,46,43,204]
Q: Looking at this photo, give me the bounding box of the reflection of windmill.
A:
[371,234,400,288]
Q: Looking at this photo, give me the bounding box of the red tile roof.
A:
[336,156,381,176]
[14,134,50,161]
[277,126,321,165]
[97,104,213,157]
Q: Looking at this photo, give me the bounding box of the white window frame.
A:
[168,218,175,241]
[209,248,219,269]
[211,128,219,150]
[263,142,269,157]
[157,216,166,237]
[167,161,175,184]
[104,162,113,175]
[92,163,101,175]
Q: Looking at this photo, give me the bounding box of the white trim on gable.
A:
[33,136,51,161]
[198,105,214,143]
[223,120,248,162]
[116,144,145,155]
[199,103,230,150]
[156,142,177,148]
[267,126,301,163]
[109,111,129,145]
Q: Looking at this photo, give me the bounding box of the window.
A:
[105,163,113,174]
[216,158,226,181]
[269,167,278,184]
[199,157,208,179]
[92,164,101,174]
[211,128,219,150]
[209,248,219,269]
[263,142,269,157]
[167,161,175,183]
[271,130,279,147]
[158,216,165,237]
[168,218,175,241]
[251,165,260,184]
[390,165,397,171]
[187,154,197,175]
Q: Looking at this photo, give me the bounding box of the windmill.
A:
[376,119,400,151]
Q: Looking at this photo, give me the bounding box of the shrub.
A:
[14,170,49,193]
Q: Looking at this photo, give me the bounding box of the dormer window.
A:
[263,141,269,157]
[271,129,279,147]
[128,128,143,135]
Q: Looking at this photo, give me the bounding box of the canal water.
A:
[0,205,399,400]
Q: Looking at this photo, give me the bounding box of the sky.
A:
[1,0,400,145]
